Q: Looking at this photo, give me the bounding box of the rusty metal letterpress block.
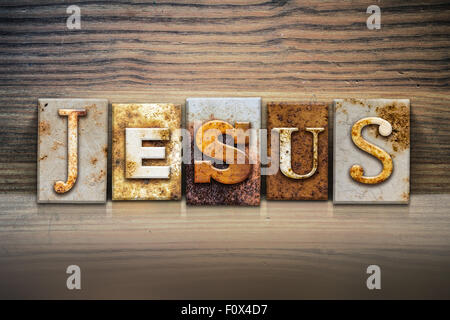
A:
[333,99,410,204]
[112,103,181,200]
[37,99,108,203]
[186,97,261,206]
[266,103,328,200]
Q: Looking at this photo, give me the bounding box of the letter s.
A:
[350,117,393,184]
[194,120,252,184]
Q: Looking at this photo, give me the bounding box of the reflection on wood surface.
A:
[0,194,449,299]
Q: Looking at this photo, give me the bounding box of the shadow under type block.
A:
[185,97,261,206]
[266,103,328,200]
[37,98,108,203]
[112,103,182,200]
[333,99,410,204]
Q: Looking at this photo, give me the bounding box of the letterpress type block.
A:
[266,103,328,200]
[334,99,410,204]
[37,98,108,203]
[186,98,261,205]
[112,103,181,200]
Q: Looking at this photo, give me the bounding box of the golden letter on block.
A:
[125,128,171,179]
[194,120,251,184]
[112,103,182,200]
[53,109,86,194]
[275,127,324,180]
[350,117,393,184]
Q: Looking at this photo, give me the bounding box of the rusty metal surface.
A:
[350,117,393,184]
[53,109,86,194]
[276,127,324,180]
[185,97,261,206]
[194,120,252,184]
[112,103,181,200]
[334,99,410,204]
[37,99,108,203]
[266,103,328,200]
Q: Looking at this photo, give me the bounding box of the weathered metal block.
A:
[186,97,261,206]
[266,103,328,200]
[112,103,181,200]
[37,98,108,203]
[333,99,410,204]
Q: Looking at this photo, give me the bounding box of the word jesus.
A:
[37,99,409,204]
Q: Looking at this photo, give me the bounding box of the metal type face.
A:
[194,120,252,184]
[350,117,393,185]
[334,99,410,204]
[112,103,181,201]
[125,128,171,179]
[37,99,108,203]
[186,97,261,206]
[53,109,86,194]
[266,103,328,200]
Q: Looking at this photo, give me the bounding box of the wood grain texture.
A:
[0,193,449,299]
[0,0,449,194]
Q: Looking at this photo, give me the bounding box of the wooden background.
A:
[0,0,449,300]
[0,0,449,194]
